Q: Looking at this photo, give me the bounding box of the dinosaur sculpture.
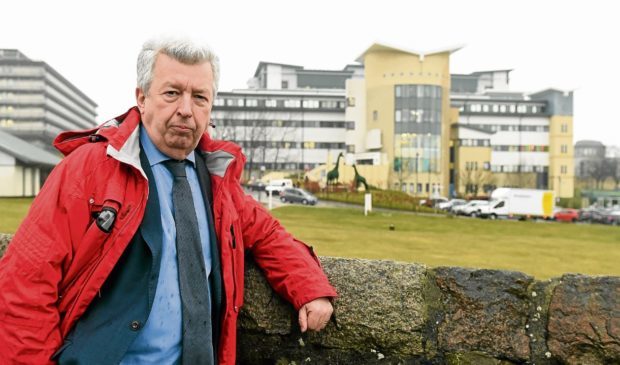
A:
[352,164,369,191]
[326,152,344,187]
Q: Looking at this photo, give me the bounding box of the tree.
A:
[503,172,536,189]
[587,158,615,189]
[459,169,495,196]
[608,158,620,190]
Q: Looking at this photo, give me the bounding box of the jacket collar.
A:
[53,106,245,181]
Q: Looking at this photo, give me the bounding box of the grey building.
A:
[211,62,358,179]
[574,140,606,177]
[0,49,97,153]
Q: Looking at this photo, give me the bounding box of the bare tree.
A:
[244,118,268,182]
[587,158,615,189]
[459,169,495,196]
[270,120,298,171]
[502,172,536,189]
[612,158,620,190]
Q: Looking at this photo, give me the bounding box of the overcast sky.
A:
[3,0,618,145]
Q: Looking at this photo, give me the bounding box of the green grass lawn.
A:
[2,198,619,279]
[271,206,620,279]
[0,198,33,234]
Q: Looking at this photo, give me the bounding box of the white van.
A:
[480,188,555,219]
[265,179,293,195]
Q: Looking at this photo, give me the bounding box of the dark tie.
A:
[163,159,214,365]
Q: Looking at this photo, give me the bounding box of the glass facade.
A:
[394,85,442,173]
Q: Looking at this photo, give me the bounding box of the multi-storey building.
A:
[450,80,574,198]
[0,49,97,196]
[211,62,360,180]
[574,140,606,178]
[0,49,97,153]
[211,44,575,197]
[346,43,574,198]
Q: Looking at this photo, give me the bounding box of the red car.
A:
[554,208,579,223]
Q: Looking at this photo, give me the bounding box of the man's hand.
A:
[298,297,333,333]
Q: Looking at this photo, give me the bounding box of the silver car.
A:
[280,188,318,205]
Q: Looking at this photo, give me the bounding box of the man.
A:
[0,36,336,364]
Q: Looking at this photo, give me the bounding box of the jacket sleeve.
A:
[0,161,78,364]
[236,186,337,310]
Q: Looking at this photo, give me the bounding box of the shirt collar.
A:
[140,125,196,167]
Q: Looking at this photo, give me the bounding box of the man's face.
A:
[136,53,214,160]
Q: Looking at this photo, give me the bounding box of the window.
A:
[561,165,567,174]
[373,110,378,121]
[321,100,338,109]
[265,99,277,107]
[561,144,568,154]
[561,123,568,133]
[284,99,300,108]
[395,110,401,122]
[302,100,319,108]
[213,98,224,106]
[347,97,356,107]
[281,81,289,89]
[246,99,258,107]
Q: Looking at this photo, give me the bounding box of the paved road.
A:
[245,189,345,210]
[243,189,445,216]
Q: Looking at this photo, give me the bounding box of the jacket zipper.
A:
[230,225,238,312]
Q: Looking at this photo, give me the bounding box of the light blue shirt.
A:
[121,127,212,364]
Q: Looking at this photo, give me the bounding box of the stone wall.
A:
[1,234,618,364]
[239,256,619,365]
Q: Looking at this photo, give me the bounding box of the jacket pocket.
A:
[60,199,120,294]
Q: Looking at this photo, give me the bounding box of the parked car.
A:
[265,179,293,195]
[419,197,448,208]
[452,200,486,216]
[461,201,489,217]
[245,180,266,191]
[580,208,608,224]
[554,208,579,223]
[437,199,466,211]
[279,188,318,205]
[606,210,620,226]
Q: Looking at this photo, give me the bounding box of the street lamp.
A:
[414,152,419,196]
[425,133,432,198]
[398,133,416,193]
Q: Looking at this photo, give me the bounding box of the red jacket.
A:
[0,107,337,365]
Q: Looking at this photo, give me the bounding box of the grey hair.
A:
[137,35,220,97]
